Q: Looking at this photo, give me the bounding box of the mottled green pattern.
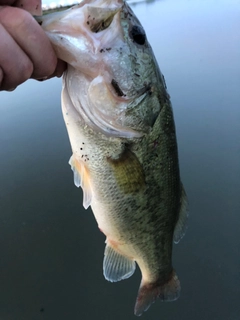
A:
[40,0,187,313]
[63,0,181,284]
[86,97,180,283]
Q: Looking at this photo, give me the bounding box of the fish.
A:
[37,0,188,315]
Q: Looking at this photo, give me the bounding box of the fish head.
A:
[38,0,167,138]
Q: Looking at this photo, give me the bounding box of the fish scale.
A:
[37,0,188,316]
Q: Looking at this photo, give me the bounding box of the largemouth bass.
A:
[37,0,188,315]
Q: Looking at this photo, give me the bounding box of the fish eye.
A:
[130,25,146,45]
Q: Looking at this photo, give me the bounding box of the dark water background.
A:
[0,0,239,319]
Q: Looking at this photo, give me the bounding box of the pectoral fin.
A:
[173,184,188,244]
[107,148,145,194]
[69,155,92,209]
[103,244,136,282]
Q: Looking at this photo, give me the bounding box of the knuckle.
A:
[16,59,34,85]
[0,7,31,27]
[1,59,33,90]
[21,60,34,81]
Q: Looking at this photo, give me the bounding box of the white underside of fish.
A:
[37,0,189,316]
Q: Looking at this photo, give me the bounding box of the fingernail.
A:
[36,76,49,81]
[7,87,16,92]
[37,76,49,82]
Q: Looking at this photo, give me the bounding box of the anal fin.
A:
[103,244,136,282]
[69,155,92,209]
[174,184,189,244]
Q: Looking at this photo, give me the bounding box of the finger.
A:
[14,0,42,15]
[0,7,57,79]
[54,59,67,77]
[0,23,33,90]
[37,59,67,81]
[0,0,42,15]
[49,59,67,79]
[0,67,3,86]
[0,0,16,5]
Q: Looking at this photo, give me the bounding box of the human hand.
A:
[0,2,67,91]
[3,0,42,15]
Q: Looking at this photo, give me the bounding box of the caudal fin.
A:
[134,270,180,316]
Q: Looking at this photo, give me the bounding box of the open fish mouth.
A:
[37,0,159,139]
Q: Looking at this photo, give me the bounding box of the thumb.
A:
[0,67,3,87]
[14,0,42,15]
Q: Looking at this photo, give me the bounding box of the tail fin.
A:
[134,270,180,316]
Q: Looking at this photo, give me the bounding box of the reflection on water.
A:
[0,0,239,319]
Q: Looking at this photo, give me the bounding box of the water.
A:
[0,0,239,319]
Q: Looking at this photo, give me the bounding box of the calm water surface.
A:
[0,0,239,319]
